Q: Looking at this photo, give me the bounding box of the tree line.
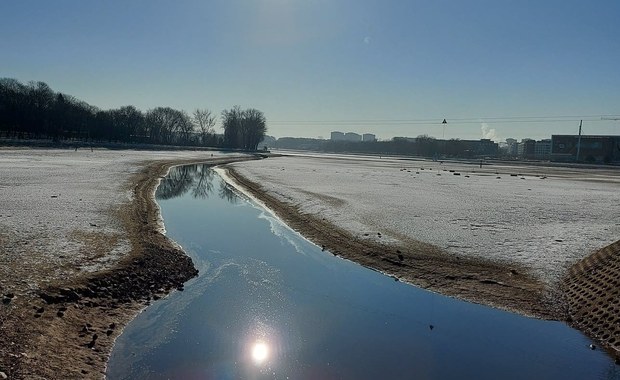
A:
[0,78,267,150]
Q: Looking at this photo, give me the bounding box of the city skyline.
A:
[2,1,619,141]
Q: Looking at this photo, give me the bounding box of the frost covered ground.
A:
[0,148,237,295]
[230,153,620,285]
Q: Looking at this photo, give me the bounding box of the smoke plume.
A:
[481,123,500,142]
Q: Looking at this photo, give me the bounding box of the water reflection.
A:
[109,167,620,380]
[157,164,237,204]
[251,341,269,364]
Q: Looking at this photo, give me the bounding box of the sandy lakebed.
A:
[0,148,619,378]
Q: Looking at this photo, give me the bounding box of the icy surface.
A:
[230,154,620,285]
[0,148,238,294]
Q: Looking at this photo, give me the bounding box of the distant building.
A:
[505,138,518,156]
[552,135,620,163]
[331,131,345,141]
[518,139,535,157]
[478,139,499,156]
[362,133,376,142]
[442,139,499,157]
[344,132,362,142]
[534,139,552,159]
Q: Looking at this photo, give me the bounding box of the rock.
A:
[589,344,596,350]
[57,311,64,317]
[429,325,434,331]
[2,298,10,305]
[0,371,7,379]
[5,293,14,299]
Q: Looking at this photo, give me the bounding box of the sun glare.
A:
[251,342,269,364]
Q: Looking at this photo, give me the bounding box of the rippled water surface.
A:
[107,164,619,380]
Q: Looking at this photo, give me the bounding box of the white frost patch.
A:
[0,148,243,295]
[229,154,620,286]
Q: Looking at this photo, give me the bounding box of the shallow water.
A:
[107,164,619,380]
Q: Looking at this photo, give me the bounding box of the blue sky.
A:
[2,0,619,140]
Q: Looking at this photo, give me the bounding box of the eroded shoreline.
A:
[224,165,620,362]
[0,155,257,379]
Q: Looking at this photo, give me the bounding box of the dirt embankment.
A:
[226,165,620,362]
[225,167,559,319]
[0,156,257,379]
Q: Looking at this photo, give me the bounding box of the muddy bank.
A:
[0,156,256,379]
[564,240,620,362]
[226,163,620,361]
[224,167,559,319]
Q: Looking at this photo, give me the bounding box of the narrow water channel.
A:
[107,164,619,380]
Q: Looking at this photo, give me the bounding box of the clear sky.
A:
[2,0,619,141]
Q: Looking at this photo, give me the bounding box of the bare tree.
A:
[221,106,267,150]
[145,107,192,145]
[221,105,243,148]
[192,109,216,146]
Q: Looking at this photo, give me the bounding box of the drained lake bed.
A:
[107,164,619,379]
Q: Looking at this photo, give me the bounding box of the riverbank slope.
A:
[224,154,620,361]
[0,149,255,379]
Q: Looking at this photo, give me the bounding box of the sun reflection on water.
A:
[251,341,270,364]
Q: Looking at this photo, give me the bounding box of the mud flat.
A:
[224,154,620,360]
[0,149,254,379]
